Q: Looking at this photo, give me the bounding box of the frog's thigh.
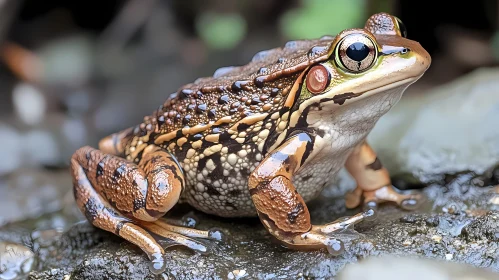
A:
[71,145,183,221]
[98,127,134,156]
[71,153,165,261]
[344,141,423,210]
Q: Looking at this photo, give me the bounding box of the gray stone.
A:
[12,82,47,126]
[369,67,499,183]
[0,241,35,279]
[337,255,499,280]
[0,168,74,227]
[16,182,499,279]
[0,124,22,176]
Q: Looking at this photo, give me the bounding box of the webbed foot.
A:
[346,185,425,211]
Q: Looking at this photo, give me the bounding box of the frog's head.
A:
[292,13,431,127]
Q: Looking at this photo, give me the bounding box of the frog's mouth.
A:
[318,75,422,107]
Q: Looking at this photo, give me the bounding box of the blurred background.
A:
[0,0,498,278]
[0,0,498,245]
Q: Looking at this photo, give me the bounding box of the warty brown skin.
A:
[70,12,431,267]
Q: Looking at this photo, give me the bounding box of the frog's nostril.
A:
[401,48,409,54]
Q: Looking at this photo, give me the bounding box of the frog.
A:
[70,12,431,273]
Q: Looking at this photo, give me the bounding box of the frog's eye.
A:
[394,16,408,38]
[306,64,330,94]
[335,34,377,73]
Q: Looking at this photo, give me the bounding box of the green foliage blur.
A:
[279,0,366,40]
[194,0,382,50]
[195,11,247,50]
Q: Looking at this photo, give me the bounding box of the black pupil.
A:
[346,42,369,62]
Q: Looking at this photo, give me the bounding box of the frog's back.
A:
[115,37,335,216]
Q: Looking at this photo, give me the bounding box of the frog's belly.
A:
[179,89,404,217]
[179,144,351,218]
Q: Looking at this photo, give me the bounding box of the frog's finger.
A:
[145,218,225,241]
[138,222,209,254]
[317,209,375,234]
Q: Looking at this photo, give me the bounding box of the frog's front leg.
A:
[344,141,424,210]
[70,144,219,272]
[249,133,374,254]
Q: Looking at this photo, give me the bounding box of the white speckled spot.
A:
[186,149,195,159]
[258,142,264,152]
[206,159,216,171]
[258,129,269,139]
[227,154,238,166]
[238,150,247,157]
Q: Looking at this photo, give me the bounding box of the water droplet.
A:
[148,253,167,275]
[325,238,344,256]
[364,208,378,221]
[208,228,225,241]
[181,214,198,227]
[402,199,419,210]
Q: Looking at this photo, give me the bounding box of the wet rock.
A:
[0,168,76,226]
[0,124,22,176]
[369,67,499,184]
[0,241,35,279]
[337,256,499,280]
[23,130,59,168]
[13,184,498,279]
[12,82,47,126]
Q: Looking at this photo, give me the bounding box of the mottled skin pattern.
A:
[70,13,431,272]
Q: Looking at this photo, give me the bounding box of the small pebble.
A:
[0,241,35,279]
[431,235,442,243]
[228,269,247,279]
[402,239,412,246]
[12,82,46,125]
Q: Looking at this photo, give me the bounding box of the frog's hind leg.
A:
[344,141,424,210]
[71,161,166,267]
[70,145,214,268]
